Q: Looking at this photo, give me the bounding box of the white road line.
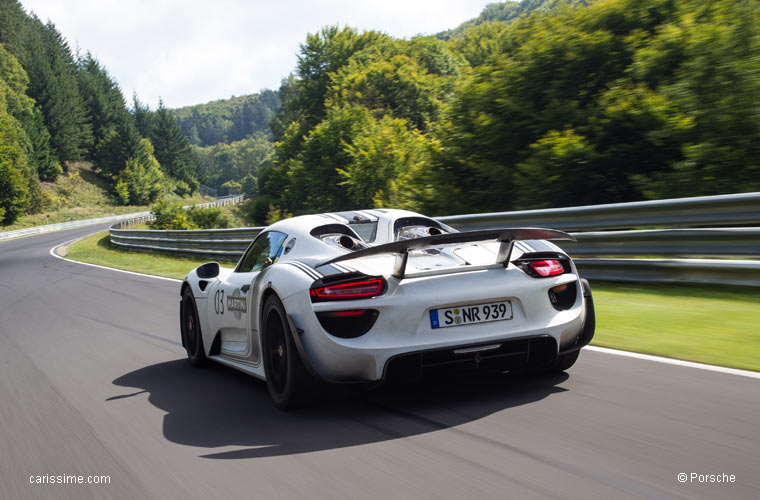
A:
[49,234,181,283]
[49,232,760,379]
[585,345,760,379]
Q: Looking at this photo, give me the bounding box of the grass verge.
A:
[64,231,232,280]
[591,282,759,372]
[63,234,760,371]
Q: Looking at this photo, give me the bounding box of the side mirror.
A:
[196,262,220,279]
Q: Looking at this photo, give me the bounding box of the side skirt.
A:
[208,354,266,380]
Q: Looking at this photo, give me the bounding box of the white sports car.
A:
[180,209,595,408]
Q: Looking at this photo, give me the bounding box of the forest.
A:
[251,0,760,223]
[2,0,759,228]
[172,92,280,195]
[0,0,201,225]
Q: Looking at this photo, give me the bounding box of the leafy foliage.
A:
[0,0,202,224]
[113,139,166,205]
[149,199,230,230]
[148,199,193,230]
[171,90,280,146]
[192,133,273,193]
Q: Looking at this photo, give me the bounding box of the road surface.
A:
[0,225,757,499]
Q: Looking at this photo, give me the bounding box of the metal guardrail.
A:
[560,228,760,258]
[106,192,760,286]
[437,192,760,231]
[0,212,152,242]
[109,227,263,260]
[0,195,245,242]
[575,259,760,287]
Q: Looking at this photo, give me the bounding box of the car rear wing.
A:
[316,228,575,279]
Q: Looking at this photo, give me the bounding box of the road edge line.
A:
[585,345,760,379]
[49,233,182,283]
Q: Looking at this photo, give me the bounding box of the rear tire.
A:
[181,288,206,366]
[262,295,315,409]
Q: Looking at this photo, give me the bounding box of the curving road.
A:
[0,226,758,500]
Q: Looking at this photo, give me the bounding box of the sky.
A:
[20,0,494,109]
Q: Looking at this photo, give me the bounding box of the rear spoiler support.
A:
[316,227,575,280]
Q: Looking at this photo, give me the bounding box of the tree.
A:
[113,138,165,205]
[0,43,60,181]
[77,52,131,157]
[0,145,29,224]
[149,100,198,193]
[0,105,30,224]
[94,119,148,178]
[326,43,445,131]
[340,113,439,209]
[21,19,92,163]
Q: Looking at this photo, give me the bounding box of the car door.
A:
[211,230,288,363]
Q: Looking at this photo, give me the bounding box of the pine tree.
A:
[132,93,154,138]
[77,52,130,158]
[21,18,92,164]
[150,99,198,192]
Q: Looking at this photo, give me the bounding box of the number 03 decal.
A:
[214,289,224,314]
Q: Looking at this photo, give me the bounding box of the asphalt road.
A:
[0,226,758,500]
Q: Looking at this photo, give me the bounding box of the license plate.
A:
[430,301,513,329]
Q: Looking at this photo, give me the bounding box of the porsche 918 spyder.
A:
[180,209,595,408]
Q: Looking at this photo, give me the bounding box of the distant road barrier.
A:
[0,195,245,243]
[106,192,760,285]
[575,259,760,287]
[437,192,760,231]
[0,212,152,242]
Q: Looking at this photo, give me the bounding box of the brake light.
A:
[330,310,367,317]
[310,278,385,301]
[529,260,564,277]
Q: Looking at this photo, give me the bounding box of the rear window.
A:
[349,221,378,243]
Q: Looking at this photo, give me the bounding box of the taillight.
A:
[310,278,385,302]
[528,260,565,277]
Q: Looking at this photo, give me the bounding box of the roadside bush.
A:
[148,199,193,230]
[186,206,230,229]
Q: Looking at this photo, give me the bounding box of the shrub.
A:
[187,206,230,229]
[148,199,194,230]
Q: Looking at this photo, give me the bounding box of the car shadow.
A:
[110,359,568,460]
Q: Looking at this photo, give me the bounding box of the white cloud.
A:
[20,0,492,108]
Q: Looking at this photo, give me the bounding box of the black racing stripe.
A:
[290,261,320,279]
[333,211,364,222]
[322,213,347,223]
[521,240,536,252]
[286,262,321,280]
[514,241,531,253]
[355,210,379,221]
[335,263,357,274]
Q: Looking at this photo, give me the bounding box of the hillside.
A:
[0,0,200,227]
[437,0,586,39]
[170,90,281,147]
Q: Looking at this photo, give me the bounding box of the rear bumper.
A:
[559,278,595,355]
[288,278,595,383]
[284,263,597,383]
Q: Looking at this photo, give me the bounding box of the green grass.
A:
[65,231,234,280]
[62,235,760,371]
[591,282,760,371]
